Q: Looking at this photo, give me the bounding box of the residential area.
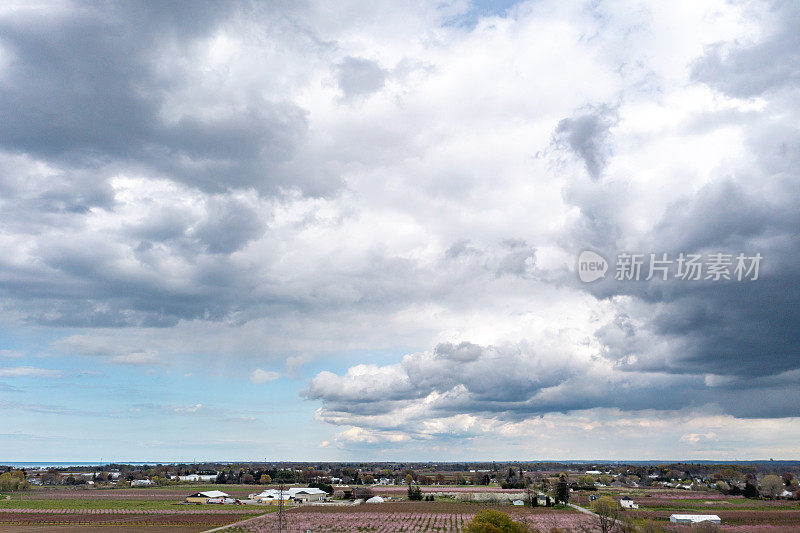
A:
[2,461,799,531]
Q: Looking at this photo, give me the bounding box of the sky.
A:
[0,0,798,462]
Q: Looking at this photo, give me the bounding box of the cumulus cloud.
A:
[304,340,724,441]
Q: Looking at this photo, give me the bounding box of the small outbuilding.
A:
[365,496,385,503]
[669,514,721,524]
[512,499,524,506]
[185,490,229,504]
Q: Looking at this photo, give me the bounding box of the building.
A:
[365,496,385,503]
[289,487,328,503]
[669,514,721,524]
[619,497,638,509]
[251,487,327,504]
[177,474,217,482]
[251,489,292,505]
[512,499,524,506]
[131,479,155,487]
[185,490,229,504]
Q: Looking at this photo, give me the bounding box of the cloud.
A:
[0,0,798,458]
[304,340,715,438]
[691,2,800,98]
[56,336,161,366]
[250,369,280,384]
[173,403,203,414]
[0,367,62,378]
[334,57,388,102]
[0,2,328,196]
[553,105,618,180]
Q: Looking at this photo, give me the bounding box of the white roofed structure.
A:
[194,490,228,498]
[670,514,721,524]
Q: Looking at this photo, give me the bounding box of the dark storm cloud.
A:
[0,1,330,195]
[588,175,800,383]
[553,105,618,180]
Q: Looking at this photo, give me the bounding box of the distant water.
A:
[1,462,162,468]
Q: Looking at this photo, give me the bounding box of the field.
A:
[0,485,270,532]
[226,501,587,532]
[571,486,800,532]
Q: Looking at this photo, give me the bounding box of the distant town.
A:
[2,461,799,531]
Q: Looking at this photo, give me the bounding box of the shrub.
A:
[465,509,527,533]
[0,472,29,492]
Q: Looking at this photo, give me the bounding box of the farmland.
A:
[0,484,271,532]
[225,501,586,532]
[570,486,800,532]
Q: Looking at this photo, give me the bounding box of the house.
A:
[536,495,548,506]
[669,514,721,524]
[131,479,155,487]
[185,490,229,504]
[620,497,638,509]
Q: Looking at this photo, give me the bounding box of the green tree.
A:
[464,509,527,533]
[743,479,759,498]
[554,473,569,503]
[760,475,784,499]
[591,495,620,533]
[407,483,423,501]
